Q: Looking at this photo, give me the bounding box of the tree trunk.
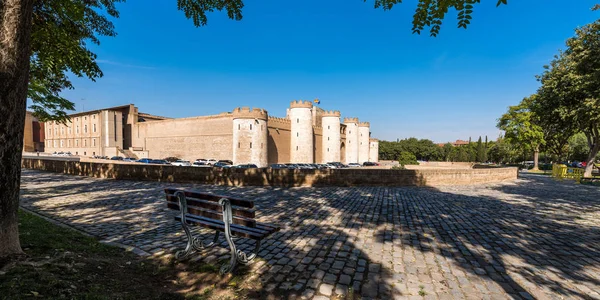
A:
[583,138,600,178]
[532,147,539,171]
[0,0,35,258]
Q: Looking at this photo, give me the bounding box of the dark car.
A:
[150,159,170,165]
[218,160,233,165]
[136,158,153,163]
[363,162,379,167]
[234,164,258,169]
[213,161,232,168]
[270,164,287,169]
[110,156,124,160]
[164,157,180,163]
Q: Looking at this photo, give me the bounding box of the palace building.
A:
[42,101,379,167]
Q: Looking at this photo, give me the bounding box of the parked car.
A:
[136,158,153,163]
[213,161,232,168]
[270,164,288,169]
[164,157,180,163]
[348,163,362,168]
[195,158,207,163]
[123,157,136,162]
[234,164,258,169]
[218,160,233,165]
[363,162,379,167]
[206,159,218,165]
[171,160,192,166]
[110,156,124,161]
[192,161,211,167]
[150,159,170,165]
[285,163,300,169]
[328,162,348,168]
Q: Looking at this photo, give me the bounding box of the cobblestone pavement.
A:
[19,170,600,299]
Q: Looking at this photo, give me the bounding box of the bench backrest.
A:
[165,188,257,228]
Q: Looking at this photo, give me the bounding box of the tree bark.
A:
[0,0,35,258]
[532,148,539,171]
[583,137,600,178]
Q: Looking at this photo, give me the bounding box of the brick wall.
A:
[22,158,518,187]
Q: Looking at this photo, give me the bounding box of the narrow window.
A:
[328,126,330,129]
[250,142,253,148]
[261,125,264,131]
[328,137,330,141]
[93,114,96,119]
[76,152,78,155]
[238,142,240,148]
[84,139,87,147]
[349,130,351,134]
[296,146,299,151]
[92,138,96,146]
[113,114,117,141]
[84,116,87,120]
[60,140,63,147]
[93,124,96,132]
[93,152,95,155]
[297,132,299,137]
[250,124,253,130]
[76,140,79,146]
[238,124,241,130]
[84,125,87,133]
[84,152,86,155]
[297,118,299,123]
[76,126,79,134]
[328,148,330,152]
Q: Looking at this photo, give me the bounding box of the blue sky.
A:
[58,0,599,143]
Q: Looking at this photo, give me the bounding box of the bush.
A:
[391,165,406,170]
[398,151,418,166]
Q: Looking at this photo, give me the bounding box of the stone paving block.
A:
[19,170,600,300]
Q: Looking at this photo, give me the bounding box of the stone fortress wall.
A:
[41,100,380,167]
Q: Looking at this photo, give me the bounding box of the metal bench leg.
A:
[236,240,261,265]
[219,198,238,274]
[218,198,262,274]
[193,230,220,251]
[174,191,203,260]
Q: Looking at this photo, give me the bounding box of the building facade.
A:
[43,101,379,166]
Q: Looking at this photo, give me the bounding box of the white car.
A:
[171,160,192,167]
[348,163,362,168]
[192,161,211,167]
[206,159,217,165]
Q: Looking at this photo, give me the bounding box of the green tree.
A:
[568,133,590,162]
[398,151,418,166]
[535,18,600,177]
[497,96,545,170]
[442,143,453,162]
[476,136,485,162]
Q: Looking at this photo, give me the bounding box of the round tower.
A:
[232,107,268,167]
[321,110,341,163]
[343,117,359,164]
[358,122,371,164]
[369,138,379,163]
[289,100,314,163]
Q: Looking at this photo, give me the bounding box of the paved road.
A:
[19,170,600,299]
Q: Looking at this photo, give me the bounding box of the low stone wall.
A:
[22,158,518,187]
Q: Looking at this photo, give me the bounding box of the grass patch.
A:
[0,210,254,300]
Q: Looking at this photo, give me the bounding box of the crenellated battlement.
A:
[322,110,341,117]
[232,107,268,120]
[343,117,359,124]
[358,121,370,127]
[290,100,313,109]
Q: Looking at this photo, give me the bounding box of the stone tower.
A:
[232,107,268,167]
[343,117,359,164]
[289,100,314,163]
[358,122,370,164]
[369,138,379,163]
[321,110,341,163]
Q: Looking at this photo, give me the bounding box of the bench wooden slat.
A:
[165,188,254,208]
[166,195,256,218]
[174,215,275,240]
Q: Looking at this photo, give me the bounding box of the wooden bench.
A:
[165,188,280,274]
